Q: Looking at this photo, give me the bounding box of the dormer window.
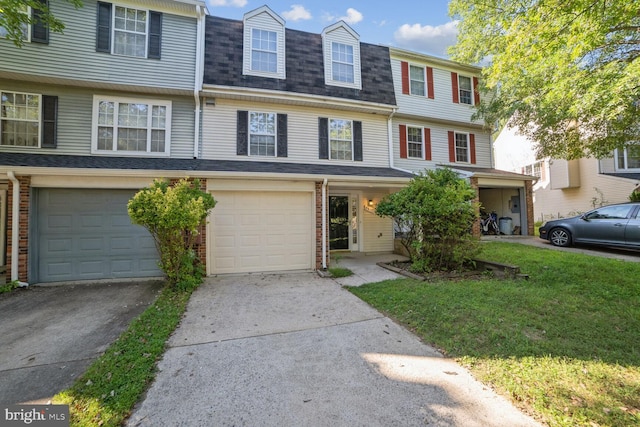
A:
[322,22,361,90]
[242,6,286,79]
[251,29,277,73]
[331,42,354,84]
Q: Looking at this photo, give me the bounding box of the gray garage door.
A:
[33,189,161,283]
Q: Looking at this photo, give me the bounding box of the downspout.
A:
[7,171,27,287]
[193,5,205,159]
[387,108,416,175]
[321,178,328,270]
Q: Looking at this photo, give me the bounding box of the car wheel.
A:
[549,228,571,247]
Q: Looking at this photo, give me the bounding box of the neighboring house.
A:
[0,0,208,284]
[388,47,536,236]
[494,126,640,222]
[200,7,411,274]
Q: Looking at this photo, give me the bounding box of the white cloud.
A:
[207,0,247,7]
[338,8,363,25]
[282,5,312,21]
[394,20,459,57]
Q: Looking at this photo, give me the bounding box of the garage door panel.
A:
[36,189,162,283]
[210,191,313,274]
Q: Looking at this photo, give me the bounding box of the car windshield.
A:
[584,205,633,220]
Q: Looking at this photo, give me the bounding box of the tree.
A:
[0,0,82,47]
[375,168,480,273]
[128,179,216,289]
[449,0,640,160]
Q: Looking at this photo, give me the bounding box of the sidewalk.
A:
[126,271,540,427]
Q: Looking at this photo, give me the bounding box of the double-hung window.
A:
[93,96,171,155]
[331,42,354,84]
[329,119,353,160]
[616,145,640,170]
[251,29,277,73]
[249,112,276,156]
[409,65,425,97]
[455,132,470,162]
[0,5,29,41]
[407,126,423,159]
[1,91,40,147]
[458,75,473,105]
[96,2,161,59]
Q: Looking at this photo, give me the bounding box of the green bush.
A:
[629,189,640,202]
[128,178,216,289]
[376,168,480,272]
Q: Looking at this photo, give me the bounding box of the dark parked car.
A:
[539,202,640,248]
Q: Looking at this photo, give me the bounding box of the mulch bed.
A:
[380,259,524,282]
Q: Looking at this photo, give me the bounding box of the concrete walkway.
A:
[127,269,540,427]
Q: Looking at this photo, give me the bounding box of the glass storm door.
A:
[329,195,349,250]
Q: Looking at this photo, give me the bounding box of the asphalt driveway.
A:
[0,280,164,405]
[127,272,540,426]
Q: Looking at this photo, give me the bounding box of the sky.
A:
[205,0,458,58]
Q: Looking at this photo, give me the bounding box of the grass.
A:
[329,267,353,278]
[52,283,195,426]
[348,241,640,427]
[0,280,19,294]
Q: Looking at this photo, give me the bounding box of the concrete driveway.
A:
[0,280,164,405]
[127,272,540,427]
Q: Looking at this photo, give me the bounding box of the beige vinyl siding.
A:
[390,58,483,126]
[392,119,492,173]
[362,192,394,252]
[0,0,197,91]
[0,80,194,158]
[535,157,638,221]
[201,99,390,167]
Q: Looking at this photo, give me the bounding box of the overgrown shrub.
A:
[376,168,480,272]
[128,178,216,289]
[630,188,640,202]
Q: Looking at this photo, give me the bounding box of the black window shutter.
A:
[41,95,58,148]
[96,2,112,53]
[31,0,49,44]
[237,111,248,156]
[318,118,328,159]
[353,121,362,161]
[148,11,162,59]
[277,114,287,158]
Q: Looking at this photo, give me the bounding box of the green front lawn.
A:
[349,242,640,427]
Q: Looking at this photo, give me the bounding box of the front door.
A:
[329,195,349,250]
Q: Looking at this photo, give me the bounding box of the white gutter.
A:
[321,178,328,270]
[193,4,205,159]
[387,108,417,175]
[7,171,28,287]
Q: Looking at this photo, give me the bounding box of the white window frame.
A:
[406,125,424,159]
[91,95,171,157]
[250,28,278,74]
[409,65,426,97]
[329,118,353,161]
[0,5,31,42]
[0,90,41,148]
[458,75,473,105]
[111,5,149,58]
[615,145,640,171]
[454,131,470,163]
[331,42,355,84]
[248,111,277,157]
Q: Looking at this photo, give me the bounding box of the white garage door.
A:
[209,191,314,274]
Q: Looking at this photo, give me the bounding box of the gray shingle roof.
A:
[203,16,397,106]
[0,153,413,179]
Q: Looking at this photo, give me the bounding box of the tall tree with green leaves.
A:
[0,0,82,47]
[449,0,640,160]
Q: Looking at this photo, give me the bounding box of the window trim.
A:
[409,65,426,97]
[0,90,42,148]
[615,146,640,171]
[331,42,355,85]
[454,131,470,163]
[0,5,31,42]
[458,75,473,105]
[111,4,149,58]
[90,95,172,157]
[406,125,424,159]
[329,118,354,161]
[250,28,278,74]
[248,111,277,157]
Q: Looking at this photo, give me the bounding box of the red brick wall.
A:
[525,180,534,236]
[469,177,481,237]
[315,182,324,270]
[6,175,31,283]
